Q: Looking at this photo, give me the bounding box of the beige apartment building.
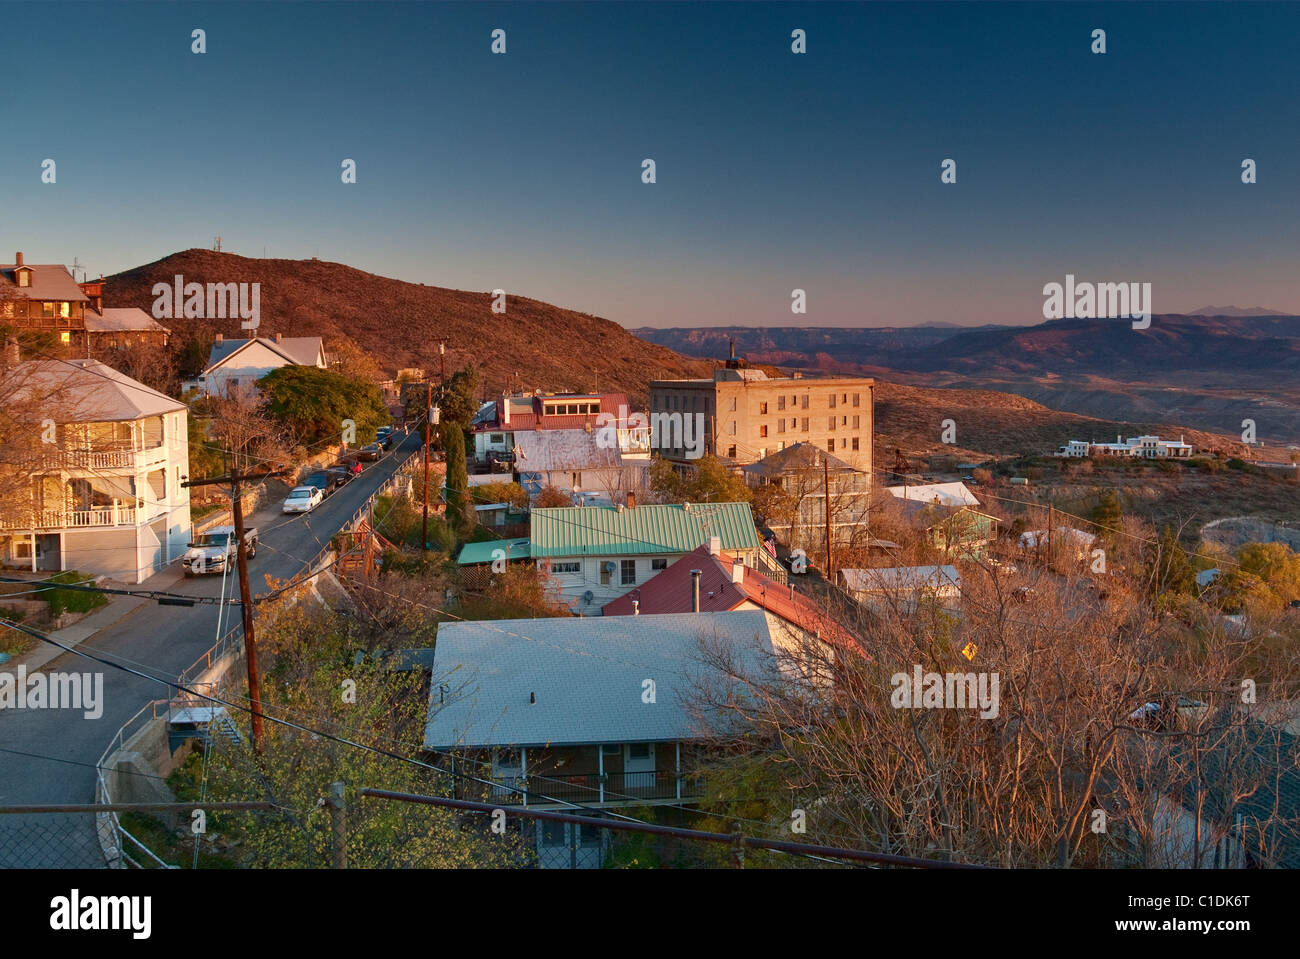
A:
[649,364,874,472]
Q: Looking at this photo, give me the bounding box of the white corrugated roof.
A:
[423,610,776,749]
[84,308,170,334]
[840,565,962,593]
[3,359,184,421]
[886,482,980,507]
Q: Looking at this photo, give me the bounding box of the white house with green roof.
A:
[529,501,763,612]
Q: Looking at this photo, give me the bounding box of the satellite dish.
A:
[582,590,595,604]
[604,561,617,573]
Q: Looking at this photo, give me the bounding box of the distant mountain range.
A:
[1186,306,1285,317]
[103,250,710,403]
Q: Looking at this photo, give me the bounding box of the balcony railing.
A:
[0,505,138,531]
[39,445,168,471]
[488,770,697,805]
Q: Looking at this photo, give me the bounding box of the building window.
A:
[60,331,70,344]
[651,558,667,571]
[841,438,847,450]
[841,416,847,426]
[829,394,836,409]
[777,419,785,434]
[777,396,786,411]
[828,417,836,431]
[852,437,860,451]
[600,563,612,586]
[727,397,737,411]
[852,393,860,407]
[852,415,860,429]
[728,421,737,435]
[759,425,768,438]
[17,271,30,288]
[621,559,636,586]
[801,395,809,409]
[552,561,580,574]
[728,445,737,458]
[759,401,768,415]
[801,417,809,432]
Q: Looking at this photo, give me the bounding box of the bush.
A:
[41,571,108,618]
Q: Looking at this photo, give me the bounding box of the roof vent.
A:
[530,691,536,704]
[709,536,721,556]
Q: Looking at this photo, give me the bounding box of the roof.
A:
[472,392,637,432]
[886,482,980,507]
[0,262,88,302]
[742,442,859,479]
[514,428,623,472]
[602,544,859,649]
[1018,527,1097,549]
[83,308,170,334]
[840,565,962,593]
[423,610,778,749]
[205,336,325,373]
[530,502,762,558]
[456,538,531,565]
[2,359,185,422]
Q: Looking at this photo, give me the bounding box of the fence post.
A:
[327,782,347,869]
[730,822,745,869]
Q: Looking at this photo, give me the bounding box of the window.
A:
[728,397,737,412]
[490,433,504,444]
[601,743,621,756]
[801,395,809,409]
[842,393,848,405]
[651,558,668,571]
[552,561,580,574]
[759,402,768,415]
[621,559,636,586]
[759,425,768,438]
[777,419,785,434]
[600,563,613,586]
[852,437,860,451]
[728,421,736,435]
[828,416,836,431]
[840,438,847,450]
[41,302,56,318]
[627,743,652,759]
[60,331,70,344]
[777,396,786,411]
[758,448,767,458]
[727,445,737,458]
[852,393,861,407]
[801,417,809,432]
[841,416,847,426]
[829,394,837,409]
[852,415,860,429]
[16,270,30,288]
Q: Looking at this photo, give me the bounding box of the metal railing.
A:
[94,697,172,868]
[0,505,138,530]
[488,770,697,805]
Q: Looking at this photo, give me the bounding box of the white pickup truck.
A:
[182,525,258,576]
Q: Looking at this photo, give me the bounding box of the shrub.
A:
[41,571,107,618]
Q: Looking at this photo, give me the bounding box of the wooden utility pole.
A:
[183,466,286,754]
[423,380,432,553]
[823,451,833,582]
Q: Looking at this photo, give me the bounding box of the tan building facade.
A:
[649,368,874,472]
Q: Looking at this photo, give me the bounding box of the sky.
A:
[2,2,1297,329]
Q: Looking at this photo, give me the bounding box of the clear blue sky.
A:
[2,2,1296,328]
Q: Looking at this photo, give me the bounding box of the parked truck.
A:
[182,525,259,576]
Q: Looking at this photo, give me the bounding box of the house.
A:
[892,498,1000,560]
[188,333,326,397]
[470,391,651,470]
[649,348,874,471]
[511,428,650,503]
[0,355,191,583]
[1019,526,1097,561]
[602,542,859,655]
[742,442,872,554]
[886,481,981,508]
[0,256,169,353]
[1054,434,1195,459]
[423,610,783,866]
[840,565,962,615]
[530,501,766,612]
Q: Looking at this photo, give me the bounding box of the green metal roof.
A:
[530,502,761,558]
[456,538,531,565]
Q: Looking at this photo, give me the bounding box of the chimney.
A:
[729,338,735,360]
[625,491,636,509]
[731,560,744,585]
[632,599,639,616]
[3,336,18,367]
[14,252,22,267]
[708,536,721,556]
[215,333,223,343]
[274,332,283,344]
[502,393,511,426]
[690,570,702,612]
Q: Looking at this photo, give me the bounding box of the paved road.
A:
[0,433,420,864]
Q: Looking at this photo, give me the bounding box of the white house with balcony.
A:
[0,359,191,583]
[186,333,326,398]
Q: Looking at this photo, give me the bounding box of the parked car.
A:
[324,466,353,487]
[282,485,325,514]
[355,444,382,462]
[376,426,397,450]
[300,471,341,497]
[182,526,258,576]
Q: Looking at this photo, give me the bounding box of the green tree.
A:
[1150,526,1195,596]
[436,365,480,428]
[649,454,751,504]
[1091,490,1123,537]
[258,366,388,449]
[443,423,473,537]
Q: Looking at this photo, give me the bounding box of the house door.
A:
[624,743,656,792]
[536,819,606,869]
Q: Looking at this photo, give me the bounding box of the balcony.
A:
[0,505,138,531]
[488,770,698,806]
[40,444,169,472]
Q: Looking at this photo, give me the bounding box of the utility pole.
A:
[823,451,833,583]
[423,379,433,553]
[183,465,286,753]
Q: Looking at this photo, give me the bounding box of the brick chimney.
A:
[215,333,223,343]
[14,252,23,266]
[625,491,636,509]
[273,332,283,344]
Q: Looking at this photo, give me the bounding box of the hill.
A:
[103,249,710,403]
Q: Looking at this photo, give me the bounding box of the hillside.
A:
[103,250,711,403]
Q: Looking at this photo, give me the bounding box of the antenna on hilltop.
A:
[70,257,84,282]
[213,236,222,253]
